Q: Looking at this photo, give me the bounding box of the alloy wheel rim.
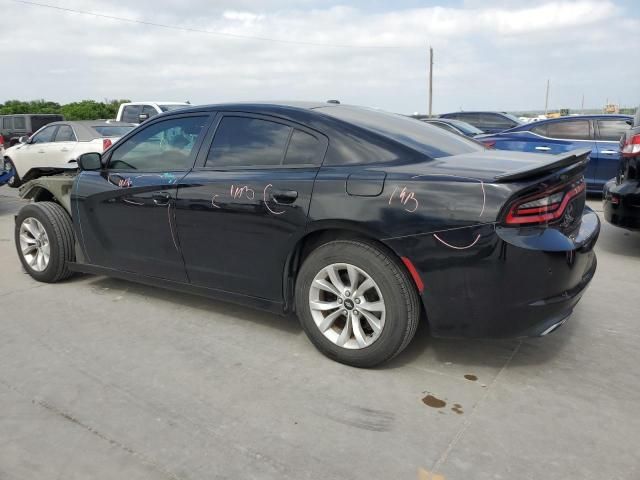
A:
[309,262,386,349]
[19,217,50,272]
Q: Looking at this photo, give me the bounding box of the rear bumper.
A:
[603,178,640,230]
[384,208,600,339]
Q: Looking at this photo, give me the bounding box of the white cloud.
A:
[1,0,637,113]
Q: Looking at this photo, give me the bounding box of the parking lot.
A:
[0,185,638,480]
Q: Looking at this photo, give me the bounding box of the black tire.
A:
[15,202,75,283]
[4,158,21,188]
[295,239,421,368]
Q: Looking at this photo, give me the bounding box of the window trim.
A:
[194,112,329,171]
[103,112,214,173]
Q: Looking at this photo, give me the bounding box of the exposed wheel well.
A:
[27,187,56,203]
[284,228,425,317]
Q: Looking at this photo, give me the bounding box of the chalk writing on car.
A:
[263,184,285,215]
[389,186,419,213]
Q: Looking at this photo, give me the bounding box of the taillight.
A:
[481,140,496,148]
[622,134,640,156]
[102,138,113,151]
[0,135,4,146]
[505,178,586,225]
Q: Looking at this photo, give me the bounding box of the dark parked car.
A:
[0,114,64,147]
[604,108,640,229]
[421,118,484,137]
[14,103,599,367]
[439,111,522,134]
[477,115,632,193]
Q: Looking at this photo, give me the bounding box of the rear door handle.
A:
[535,146,551,151]
[601,150,618,155]
[272,189,298,204]
[152,192,171,206]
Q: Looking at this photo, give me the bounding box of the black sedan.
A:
[14,102,600,367]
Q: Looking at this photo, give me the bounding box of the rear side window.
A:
[2,117,13,129]
[597,119,630,141]
[284,130,324,165]
[546,120,591,140]
[206,117,292,168]
[55,125,76,142]
[319,106,483,159]
[30,116,63,131]
[479,113,515,129]
[122,105,142,123]
[14,117,26,129]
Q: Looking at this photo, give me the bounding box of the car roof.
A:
[441,111,512,115]
[35,120,136,141]
[509,114,632,131]
[121,101,191,106]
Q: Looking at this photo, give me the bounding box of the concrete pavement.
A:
[0,186,638,480]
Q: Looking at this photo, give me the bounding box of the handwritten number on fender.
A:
[389,186,419,213]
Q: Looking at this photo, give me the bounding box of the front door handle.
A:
[152,192,171,206]
[601,150,618,155]
[272,189,298,204]
[535,146,551,151]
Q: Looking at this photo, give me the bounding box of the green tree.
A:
[0,99,130,120]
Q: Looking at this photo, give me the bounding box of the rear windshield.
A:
[318,106,484,158]
[159,104,189,112]
[92,126,135,137]
[31,115,63,132]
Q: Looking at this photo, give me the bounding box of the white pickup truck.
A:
[116,101,191,125]
[3,120,135,187]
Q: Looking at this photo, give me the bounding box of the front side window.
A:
[31,125,57,144]
[2,117,13,129]
[109,116,207,171]
[597,119,630,141]
[546,120,591,140]
[206,116,292,168]
[122,105,143,123]
[142,105,158,119]
[55,125,76,142]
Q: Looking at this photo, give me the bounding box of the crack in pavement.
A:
[429,340,523,474]
[0,378,186,480]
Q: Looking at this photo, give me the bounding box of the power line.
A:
[10,0,421,50]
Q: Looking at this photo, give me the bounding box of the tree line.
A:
[0,99,131,120]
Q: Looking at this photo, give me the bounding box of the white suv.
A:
[116,102,191,125]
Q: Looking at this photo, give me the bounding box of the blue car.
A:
[0,155,15,187]
[477,115,632,193]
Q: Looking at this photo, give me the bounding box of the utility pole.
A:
[581,93,585,113]
[428,46,433,118]
[544,79,550,115]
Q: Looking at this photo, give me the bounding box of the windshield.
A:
[159,104,190,112]
[318,106,484,158]
[92,126,135,137]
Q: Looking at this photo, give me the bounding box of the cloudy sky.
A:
[1,0,638,114]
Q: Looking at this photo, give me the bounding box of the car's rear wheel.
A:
[295,239,420,367]
[15,202,75,283]
[4,158,21,188]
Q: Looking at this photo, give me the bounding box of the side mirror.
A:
[625,119,633,126]
[77,152,102,171]
[138,113,149,123]
[18,136,30,144]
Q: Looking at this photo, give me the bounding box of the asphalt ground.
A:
[0,185,638,480]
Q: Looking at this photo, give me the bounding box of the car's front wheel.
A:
[295,239,420,367]
[15,202,75,283]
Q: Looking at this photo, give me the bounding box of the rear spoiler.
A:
[494,148,591,183]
